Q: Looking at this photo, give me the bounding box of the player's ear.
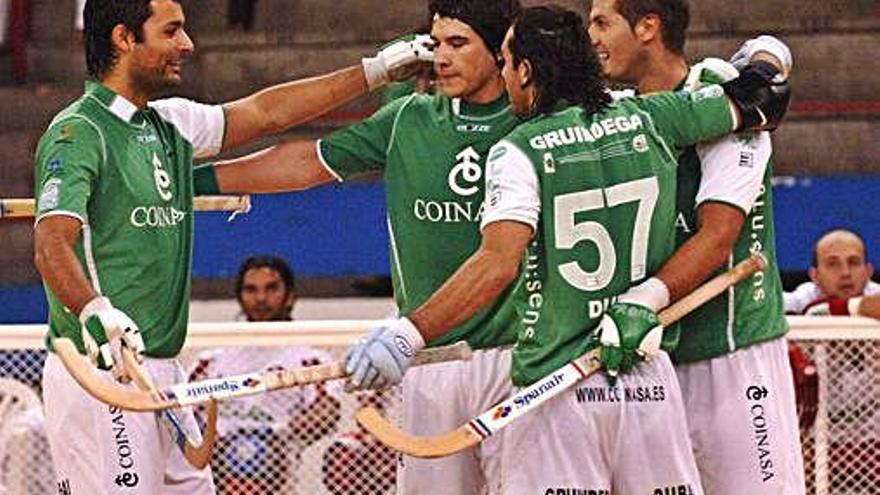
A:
[634,13,660,43]
[518,58,533,89]
[808,266,819,284]
[111,24,136,54]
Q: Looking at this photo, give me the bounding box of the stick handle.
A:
[165,341,473,406]
[0,195,249,219]
[658,252,766,326]
[274,341,472,388]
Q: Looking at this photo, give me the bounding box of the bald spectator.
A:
[785,229,879,315]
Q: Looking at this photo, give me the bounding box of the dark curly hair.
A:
[428,0,521,56]
[510,6,611,116]
[84,0,179,78]
[235,255,296,301]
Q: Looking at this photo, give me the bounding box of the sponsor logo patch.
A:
[393,335,415,358]
[38,178,62,211]
[492,405,512,420]
[108,406,140,488]
[746,383,776,482]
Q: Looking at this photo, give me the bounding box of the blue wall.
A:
[3,176,878,323]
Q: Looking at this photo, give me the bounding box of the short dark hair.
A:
[84,0,176,78]
[510,6,611,116]
[615,0,689,55]
[235,255,296,300]
[428,0,521,55]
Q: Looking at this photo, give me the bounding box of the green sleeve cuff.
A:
[193,163,220,195]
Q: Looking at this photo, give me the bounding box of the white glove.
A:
[79,296,145,380]
[683,57,739,91]
[345,317,425,390]
[729,35,792,80]
[362,34,435,91]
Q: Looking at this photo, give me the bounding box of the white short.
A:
[397,346,513,495]
[42,353,215,495]
[676,337,805,495]
[499,352,703,495]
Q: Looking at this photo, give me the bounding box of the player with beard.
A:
[34,1,432,492]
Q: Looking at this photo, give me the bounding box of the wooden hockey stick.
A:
[54,339,472,411]
[120,347,218,469]
[0,195,250,219]
[356,253,767,458]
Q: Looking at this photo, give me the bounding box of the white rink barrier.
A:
[0,316,878,494]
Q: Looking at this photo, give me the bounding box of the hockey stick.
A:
[356,253,767,458]
[0,195,250,219]
[54,339,472,411]
[120,347,218,469]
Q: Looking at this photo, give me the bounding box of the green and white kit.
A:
[319,92,520,495]
[481,88,736,494]
[483,89,734,387]
[35,81,224,494]
[670,63,804,495]
[35,81,224,357]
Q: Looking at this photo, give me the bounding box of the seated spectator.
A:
[322,391,396,495]
[191,256,342,494]
[784,229,879,315]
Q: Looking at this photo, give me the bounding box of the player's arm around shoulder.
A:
[220,34,434,151]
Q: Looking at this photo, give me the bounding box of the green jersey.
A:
[483,89,734,386]
[318,92,520,349]
[34,81,225,357]
[670,64,788,364]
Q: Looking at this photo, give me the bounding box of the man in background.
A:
[785,229,878,315]
[191,256,342,494]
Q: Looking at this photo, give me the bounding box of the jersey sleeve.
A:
[317,95,413,180]
[149,98,225,158]
[694,131,770,214]
[783,282,822,314]
[637,88,736,151]
[34,117,104,224]
[480,139,540,232]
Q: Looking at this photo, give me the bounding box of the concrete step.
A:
[772,118,880,175]
[688,32,880,101]
[0,86,81,132]
[0,131,38,198]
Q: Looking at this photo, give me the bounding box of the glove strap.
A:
[79,296,111,325]
[393,317,426,357]
[618,277,670,312]
[362,57,387,91]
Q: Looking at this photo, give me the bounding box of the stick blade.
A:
[53,338,174,412]
[356,406,482,458]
